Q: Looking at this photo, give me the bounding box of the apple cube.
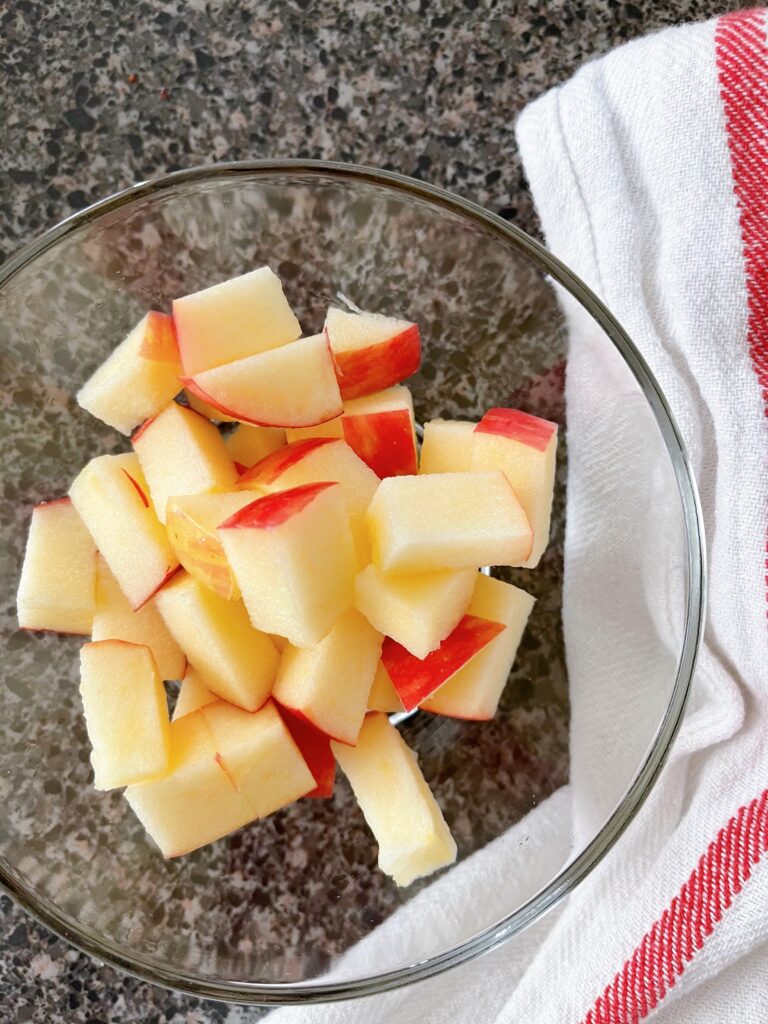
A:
[153,571,279,711]
[77,312,182,435]
[17,498,96,634]
[132,403,237,525]
[225,423,286,470]
[382,613,505,711]
[278,706,336,798]
[354,562,475,659]
[471,408,558,568]
[185,390,239,423]
[273,609,382,744]
[79,640,170,790]
[422,574,535,720]
[182,334,343,428]
[368,661,404,713]
[217,482,356,648]
[165,491,258,600]
[173,266,301,376]
[368,471,533,573]
[92,556,186,680]
[124,709,254,857]
[325,306,421,400]
[419,419,475,474]
[172,666,216,720]
[69,453,179,610]
[332,713,456,886]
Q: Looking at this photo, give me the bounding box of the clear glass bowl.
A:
[0,162,704,1004]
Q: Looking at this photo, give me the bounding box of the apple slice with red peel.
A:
[173,266,301,376]
[77,312,182,435]
[218,482,356,648]
[382,613,505,711]
[173,666,216,721]
[16,497,97,635]
[419,419,476,474]
[325,307,421,400]
[182,334,343,428]
[471,407,558,568]
[278,706,336,798]
[185,390,239,424]
[368,661,404,713]
[225,424,286,469]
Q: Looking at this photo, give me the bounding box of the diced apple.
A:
[381,613,505,711]
[185,390,238,424]
[132,403,237,525]
[354,563,475,659]
[16,498,96,634]
[172,666,216,720]
[217,483,356,648]
[173,266,301,376]
[368,661,404,713]
[422,575,535,720]
[368,471,533,573]
[153,572,279,711]
[325,307,421,400]
[69,453,179,611]
[92,556,186,680]
[182,334,343,428]
[419,419,475,474]
[471,408,558,568]
[125,709,255,857]
[77,312,182,435]
[79,640,170,790]
[225,424,286,469]
[273,609,382,744]
[165,492,258,600]
[278,706,336,798]
[332,713,456,886]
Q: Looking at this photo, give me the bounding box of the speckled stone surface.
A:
[0,1,748,1021]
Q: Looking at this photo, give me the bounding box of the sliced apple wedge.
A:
[325,306,421,399]
[332,713,456,886]
[368,661,404,713]
[225,424,286,469]
[419,419,476,474]
[17,497,96,635]
[172,666,216,720]
[278,706,336,798]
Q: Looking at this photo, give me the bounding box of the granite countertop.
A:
[0,1,742,1021]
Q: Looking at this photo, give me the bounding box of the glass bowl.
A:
[0,161,704,1004]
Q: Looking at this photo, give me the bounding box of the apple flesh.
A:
[332,713,456,886]
[368,661,404,713]
[172,666,216,720]
[77,312,182,435]
[368,470,533,573]
[325,306,420,400]
[422,574,535,720]
[185,390,239,423]
[225,424,286,469]
[277,706,336,798]
[173,266,301,376]
[69,453,179,610]
[273,608,382,745]
[471,407,558,568]
[182,334,343,428]
[419,419,475,474]
[79,640,171,790]
[16,497,96,635]
[218,482,357,648]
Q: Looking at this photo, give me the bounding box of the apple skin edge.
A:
[180,375,343,430]
[342,410,418,477]
[475,407,557,451]
[218,482,339,531]
[334,325,421,401]
[237,438,337,487]
[276,704,336,798]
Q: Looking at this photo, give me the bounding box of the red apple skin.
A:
[475,408,557,452]
[133,563,182,612]
[342,410,418,478]
[237,438,337,487]
[277,705,335,798]
[333,325,421,400]
[218,481,339,531]
[233,461,249,475]
[33,496,72,510]
[120,468,150,508]
[139,311,179,363]
[381,614,506,711]
[181,375,343,430]
[130,414,158,444]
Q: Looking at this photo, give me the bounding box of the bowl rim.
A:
[0,159,706,1005]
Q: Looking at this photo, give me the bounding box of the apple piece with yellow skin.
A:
[325,306,420,400]
[419,419,476,474]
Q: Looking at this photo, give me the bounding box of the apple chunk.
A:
[368,661,404,713]
[79,640,170,790]
[419,419,475,474]
[69,453,179,611]
[183,334,343,428]
[218,482,356,648]
[17,497,96,635]
[173,266,301,376]
[471,407,558,568]
[154,571,279,711]
[77,312,182,435]
[278,706,336,798]
[325,306,421,399]
[225,424,286,470]
[332,713,456,886]
[368,471,532,573]
[172,666,216,720]
[422,574,535,720]
[273,608,382,744]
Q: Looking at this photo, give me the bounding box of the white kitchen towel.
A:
[268,9,768,1023]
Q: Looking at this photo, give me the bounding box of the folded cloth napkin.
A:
[267,10,768,1022]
